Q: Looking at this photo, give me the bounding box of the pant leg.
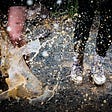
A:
[96,0,112,57]
[74,0,96,65]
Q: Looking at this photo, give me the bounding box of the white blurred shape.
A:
[56,0,62,5]
[7,26,12,32]
[27,0,33,6]
[42,51,49,57]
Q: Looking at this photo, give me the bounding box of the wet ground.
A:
[0,8,112,112]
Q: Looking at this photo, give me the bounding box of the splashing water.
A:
[0,27,58,102]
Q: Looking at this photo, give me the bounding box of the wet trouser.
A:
[74,0,112,65]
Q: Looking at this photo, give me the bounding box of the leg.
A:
[7,6,26,47]
[96,0,112,56]
[92,0,112,85]
[71,0,96,83]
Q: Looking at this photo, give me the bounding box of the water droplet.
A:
[7,26,12,32]
[56,0,62,5]
[27,0,33,6]
[42,51,49,57]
